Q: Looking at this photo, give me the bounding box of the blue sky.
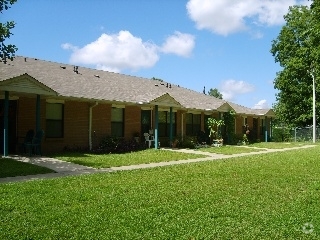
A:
[3,0,310,109]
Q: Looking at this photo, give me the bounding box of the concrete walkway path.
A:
[0,144,316,184]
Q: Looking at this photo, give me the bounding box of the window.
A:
[186,113,201,136]
[243,117,248,126]
[141,110,151,134]
[261,118,266,135]
[111,107,124,137]
[158,111,176,137]
[46,103,64,138]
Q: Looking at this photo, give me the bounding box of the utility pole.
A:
[310,69,316,143]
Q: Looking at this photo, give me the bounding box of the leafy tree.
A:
[208,88,223,99]
[270,1,320,127]
[0,0,17,61]
[223,110,235,144]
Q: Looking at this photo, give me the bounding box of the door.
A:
[252,118,258,141]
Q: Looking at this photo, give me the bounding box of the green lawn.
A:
[251,141,314,149]
[50,149,207,168]
[1,146,319,239]
[197,145,264,155]
[0,158,55,178]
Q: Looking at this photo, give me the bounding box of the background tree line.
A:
[271,0,320,127]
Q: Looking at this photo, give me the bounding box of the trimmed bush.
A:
[95,136,144,154]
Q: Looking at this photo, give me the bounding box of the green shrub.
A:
[179,135,197,149]
[272,127,292,142]
[95,136,144,153]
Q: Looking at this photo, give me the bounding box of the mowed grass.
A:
[252,141,314,149]
[50,149,207,168]
[1,146,320,239]
[0,158,55,178]
[197,145,264,155]
[197,142,314,155]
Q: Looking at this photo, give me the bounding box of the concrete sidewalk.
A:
[0,144,316,184]
[0,156,113,184]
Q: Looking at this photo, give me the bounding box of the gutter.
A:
[89,102,99,150]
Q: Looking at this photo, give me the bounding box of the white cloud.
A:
[220,79,255,101]
[161,31,195,57]
[253,99,269,109]
[62,30,195,72]
[250,30,264,39]
[61,43,78,51]
[186,0,308,36]
[62,31,159,72]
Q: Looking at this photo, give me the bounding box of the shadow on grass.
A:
[0,158,56,178]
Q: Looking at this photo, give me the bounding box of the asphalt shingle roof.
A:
[0,56,274,116]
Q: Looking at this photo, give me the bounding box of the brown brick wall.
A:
[235,115,244,136]
[17,97,38,138]
[247,116,253,129]
[200,112,205,131]
[17,98,92,153]
[176,110,183,136]
[63,101,89,148]
[92,104,111,144]
[125,106,141,139]
[41,101,89,153]
[15,97,266,153]
[212,112,219,119]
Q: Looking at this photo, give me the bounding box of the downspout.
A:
[89,102,98,150]
[3,91,9,157]
[181,112,184,142]
[154,105,159,149]
[169,107,173,145]
[36,95,41,132]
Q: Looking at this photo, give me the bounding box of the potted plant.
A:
[242,134,249,145]
[207,118,224,145]
[172,139,179,148]
[133,132,140,143]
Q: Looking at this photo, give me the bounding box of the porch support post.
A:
[154,105,159,149]
[3,91,9,157]
[89,102,98,151]
[36,95,41,132]
[169,107,173,145]
[181,113,184,142]
[270,117,273,140]
[265,116,268,142]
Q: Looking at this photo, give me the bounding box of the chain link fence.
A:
[292,126,320,142]
[273,126,320,142]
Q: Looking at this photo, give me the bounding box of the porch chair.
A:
[25,129,45,156]
[20,129,34,154]
[144,132,154,148]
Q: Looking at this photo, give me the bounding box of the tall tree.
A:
[208,88,223,99]
[270,1,320,127]
[0,0,17,61]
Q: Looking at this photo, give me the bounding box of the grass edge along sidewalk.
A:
[0,144,316,183]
